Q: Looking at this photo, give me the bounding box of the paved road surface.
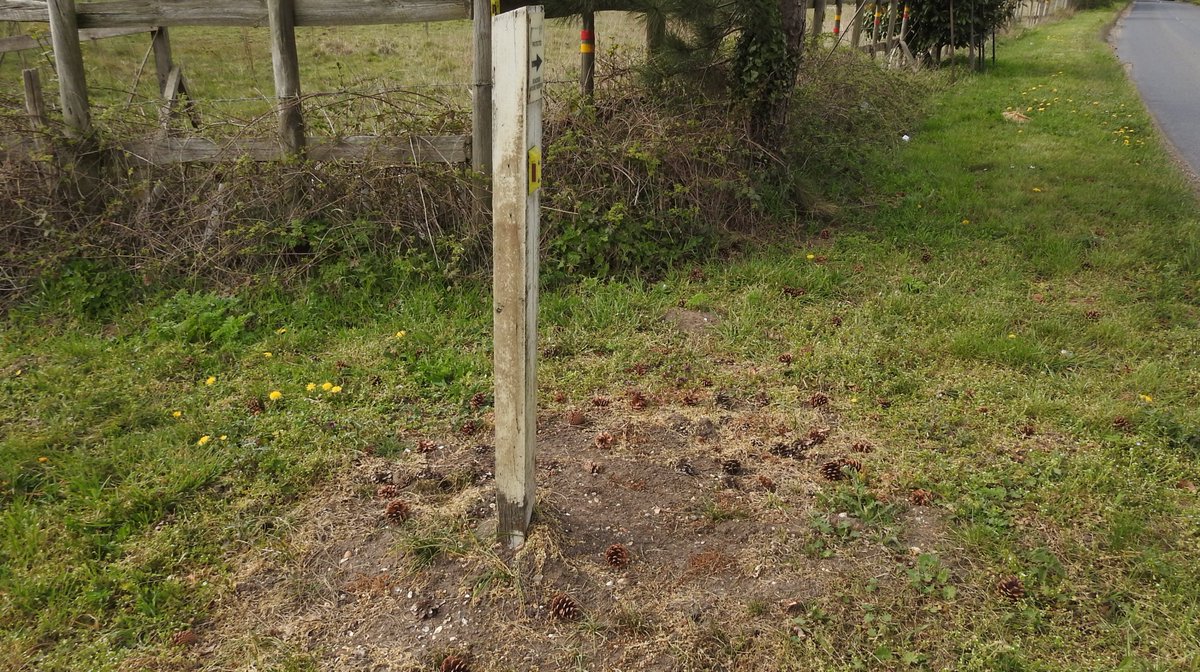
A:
[1115,0,1200,178]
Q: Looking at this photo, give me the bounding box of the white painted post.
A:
[492,5,543,548]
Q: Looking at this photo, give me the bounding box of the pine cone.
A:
[1112,416,1132,431]
[820,458,861,481]
[566,409,587,426]
[770,442,802,459]
[1085,309,1102,321]
[782,286,807,298]
[548,592,582,620]
[807,427,830,445]
[757,475,777,492]
[850,441,874,454]
[384,499,412,523]
[417,439,439,453]
[682,391,701,406]
[440,655,471,672]
[246,397,265,416]
[605,543,630,568]
[376,484,399,499]
[997,575,1025,600]
[171,630,198,646]
[469,392,488,410]
[372,470,393,484]
[778,353,794,364]
[910,488,935,506]
[721,459,742,475]
[595,432,616,450]
[809,392,830,408]
[629,390,647,411]
[714,391,734,410]
[591,395,611,407]
[830,315,843,327]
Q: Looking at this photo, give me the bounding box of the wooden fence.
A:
[0,0,490,171]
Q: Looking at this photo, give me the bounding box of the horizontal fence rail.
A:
[0,0,469,27]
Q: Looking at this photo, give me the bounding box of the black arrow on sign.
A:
[531,54,543,71]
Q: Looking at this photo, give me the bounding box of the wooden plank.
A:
[47,0,91,137]
[22,68,48,128]
[0,25,148,52]
[113,134,468,164]
[150,26,172,93]
[491,6,542,548]
[158,64,180,129]
[0,0,468,28]
[268,0,304,155]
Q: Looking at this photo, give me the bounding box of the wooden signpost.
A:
[492,5,543,548]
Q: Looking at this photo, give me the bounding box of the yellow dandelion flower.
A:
[172,410,182,418]
[38,456,48,463]
[306,382,317,392]
[205,376,216,386]
[1008,333,1017,339]
[395,330,407,339]
[197,435,211,446]
[14,369,21,376]
[263,352,273,358]
[321,382,333,391]
[330,385,343,394]
[962,219,971,225]
[269,390,283,401]
[219,435,228,441]
[850,397,858,404]
[276,327,287,334]
[1032,188,1042,193]
[806,254,815,260]
[1139,394,1153,403]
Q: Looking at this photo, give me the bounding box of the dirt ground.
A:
[169,391,950,672]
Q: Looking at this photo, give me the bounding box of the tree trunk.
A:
[746,0,805,153]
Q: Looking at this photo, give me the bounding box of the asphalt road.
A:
[1115,0,1200,178]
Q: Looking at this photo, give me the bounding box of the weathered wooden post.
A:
[473,0,495,225]
[46,0,91,138]
[885,0,898,54]
[580,11,595,99]
[151,27,174,95]
[813,0,826,38]
[22,69,48,130]
[267,0,304,155]
[833,0,843,36]
[492,5,543,548]
[851,0,864,47]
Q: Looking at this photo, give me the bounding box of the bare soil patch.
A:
[187,400,951,671]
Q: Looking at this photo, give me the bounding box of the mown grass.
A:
[3,6,1200,671]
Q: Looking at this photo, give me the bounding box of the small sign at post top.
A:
[528,17,544,103]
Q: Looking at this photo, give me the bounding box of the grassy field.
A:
[3,5,1200,672]
[1,14,646,128]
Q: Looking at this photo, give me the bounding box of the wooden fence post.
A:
[813,0,826,38]
[22,68,48,130]
[151,26,173,94]
[580,11,594,99]
[473,0,493,223]
[267,0,304,155]
[492,5,543,549]
[46,0,91,138]
[885,0,898,54]
[851,0,863,47]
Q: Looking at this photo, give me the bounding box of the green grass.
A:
[3,6,1200,671]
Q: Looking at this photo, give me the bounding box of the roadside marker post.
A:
[492,5,543,548]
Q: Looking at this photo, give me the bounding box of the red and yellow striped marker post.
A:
[580,12,595,99]
[834,0,843,36]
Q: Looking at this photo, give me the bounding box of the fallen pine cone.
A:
[595,432,616,450]
[910,488,936,506]
[605,543,630,568]
[566,409,587,426]
[384,499,412,523]
[376,484,399,499]
[469,392,488,410]
[997,575,1026,600]
[721,459,742,475]
[819,458,862,481]
[809,392,830,408]
[629,390,648,411]
[246,397,265,416]
[850,441,874,454]
[779,353,794,364]
[440,655,471,672]
[417,439,439,453]
[757,475,777,492]
[548,592,582,620]
[591,395,611,407]
[171,630,198,646]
